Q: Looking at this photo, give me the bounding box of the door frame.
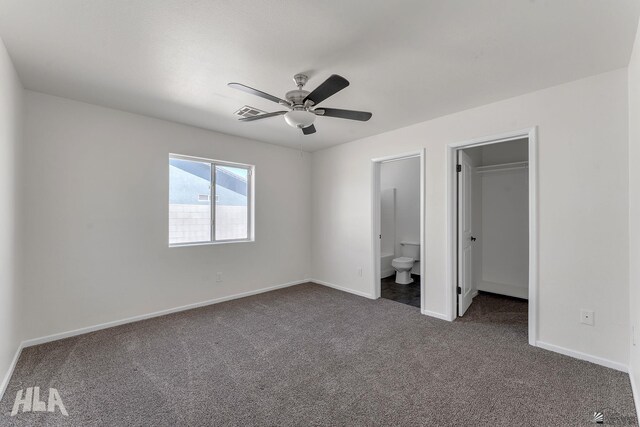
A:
[371,149,426,311]
[446,127,538,346]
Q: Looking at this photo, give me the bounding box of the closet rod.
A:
[476,161,528,173]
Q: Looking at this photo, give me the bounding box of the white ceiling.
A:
[0,1,638,151]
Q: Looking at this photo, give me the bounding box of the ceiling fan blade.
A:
[302,124,316,135]
[303,75,349,106]
[239,111,287,122]
[316,108,372,121]
[228,83,290,105]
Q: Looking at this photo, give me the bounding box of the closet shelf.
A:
[476,161,528,173]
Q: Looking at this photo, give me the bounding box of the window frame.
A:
[169,153,255,247]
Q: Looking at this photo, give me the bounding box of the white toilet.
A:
[391,242,420,284]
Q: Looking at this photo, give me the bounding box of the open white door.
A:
[457,150,474,316]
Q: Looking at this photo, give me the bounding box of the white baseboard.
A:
[6,279,630,407]
[477,280,528,299]
[0,342,24,402]
[2,279,310,401]
[21,279,309,349]
[536,341,628,372]
[422,309,452,321]
[629,366,640,419]
[310,279,375,299]
[381,269,395,279]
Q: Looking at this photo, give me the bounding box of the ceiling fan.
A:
[228,74,372,135]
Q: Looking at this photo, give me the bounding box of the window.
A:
[169,154,253,246]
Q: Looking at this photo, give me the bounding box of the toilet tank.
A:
[400,242,420,260]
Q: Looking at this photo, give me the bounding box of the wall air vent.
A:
[234,105,267,118]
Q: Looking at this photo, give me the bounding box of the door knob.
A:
[471,236,477,242]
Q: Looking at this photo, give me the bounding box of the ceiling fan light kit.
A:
[228,73,372,136]
[284,109,315,129]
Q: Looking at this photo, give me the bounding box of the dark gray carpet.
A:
[1,283,636,426]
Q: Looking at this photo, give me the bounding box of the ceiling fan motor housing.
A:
[285,89,310,106]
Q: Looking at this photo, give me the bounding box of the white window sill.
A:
[169,239,254,248]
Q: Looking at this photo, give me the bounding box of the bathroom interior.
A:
[380,156,421,308]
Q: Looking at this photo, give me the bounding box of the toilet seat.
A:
[392,257,415,269]
[391,256,415,284]
[393,257,414,263]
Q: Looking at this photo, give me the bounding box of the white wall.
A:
[311,68,629,366]
[628,18,640,389]
[0,37,24,393]
[21,91,311,341]
[479,166,529,298]
[379,188,395,277]
[380,157,421,274]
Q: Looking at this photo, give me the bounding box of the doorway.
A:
[448,128,538,344]
[372,150,425,311]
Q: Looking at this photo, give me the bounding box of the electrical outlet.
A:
[358,268,363,277]
[216,272,223,283]
[580,309,594,326]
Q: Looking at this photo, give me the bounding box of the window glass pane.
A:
[215,165,249,240]
[169,158,211,244]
